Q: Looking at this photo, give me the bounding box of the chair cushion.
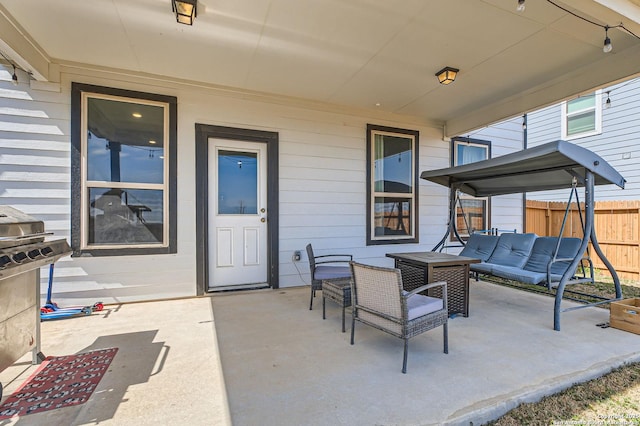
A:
[486,233,537,268]
[314,265,351,280]
[406,293,444,320]
[460,234,499,262]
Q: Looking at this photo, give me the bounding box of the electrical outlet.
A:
[293,250,301,261]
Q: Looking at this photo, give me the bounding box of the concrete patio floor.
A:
[1,280,640,425]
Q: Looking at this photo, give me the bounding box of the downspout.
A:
[521,114,528,233]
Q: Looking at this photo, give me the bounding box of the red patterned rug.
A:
[0,347,118,419]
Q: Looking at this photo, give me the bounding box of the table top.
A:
[386,251,481,266]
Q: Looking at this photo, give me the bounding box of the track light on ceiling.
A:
[172,0,197,25]
[603,26,613,53]
[435,67,459,85]
[11,65,18,86]
[516,0,525,12]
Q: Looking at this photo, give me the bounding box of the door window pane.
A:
[218,150,258,214]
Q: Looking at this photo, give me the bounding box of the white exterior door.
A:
[208,139,268,289]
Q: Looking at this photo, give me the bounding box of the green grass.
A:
[487,362,640,425]
[480,272,640,306]
[482,273,640,425]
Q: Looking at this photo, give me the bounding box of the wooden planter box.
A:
[610,298,640,335]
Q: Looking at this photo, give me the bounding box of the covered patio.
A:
[2,280,639,425]
[1,1,640,424]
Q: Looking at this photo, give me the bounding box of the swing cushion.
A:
[484,233,537,268]
[550,238,582,275]
[459,234,499,262]
[523,237,561,273]
[475,237,583,285]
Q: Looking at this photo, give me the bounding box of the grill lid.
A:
[0,206,72,279]
[0,206,49,249]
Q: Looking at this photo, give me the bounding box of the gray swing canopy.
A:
[421,140,625,197]
[420,140,626,331]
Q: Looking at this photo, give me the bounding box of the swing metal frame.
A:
[421,140,625,331]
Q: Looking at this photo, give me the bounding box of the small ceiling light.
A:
[605,91,611,109]
[516,0,525,12]
[149,140,157,144]
[172,0,197,25]
[132,112,142,118]
[603,26,612,53]
[11,65,18,86]
[435,67,459,85]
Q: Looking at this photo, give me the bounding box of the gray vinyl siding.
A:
[526,78,639,201]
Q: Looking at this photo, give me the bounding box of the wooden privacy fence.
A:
[526,200,640,282]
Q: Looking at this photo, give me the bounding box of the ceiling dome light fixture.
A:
[11,65,18,86]
[517,0,525,12]
[435,67,459,85]
[603,26,613,52]
[172,0,197,25]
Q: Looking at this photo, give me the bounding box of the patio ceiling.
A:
[0,0,639,136]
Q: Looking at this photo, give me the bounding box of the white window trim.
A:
[561,90,603,140]
[80,92,170,250]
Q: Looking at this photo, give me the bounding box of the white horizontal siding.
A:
[0,63,453,303]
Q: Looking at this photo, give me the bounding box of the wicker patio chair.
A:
[306,244,352,310]
[349,261,449,374]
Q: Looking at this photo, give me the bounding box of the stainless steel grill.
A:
[0,206,72,396]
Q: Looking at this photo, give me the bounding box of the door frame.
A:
[195,124,279,294]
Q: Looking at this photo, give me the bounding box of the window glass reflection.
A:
[374,134,412,193]
[87,98,164,184]
[218,150,258,215]
[456,199,487,236]
[373,197,412,237]
[88,188,163,245]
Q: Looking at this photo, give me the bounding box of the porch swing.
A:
[420,140,626,331]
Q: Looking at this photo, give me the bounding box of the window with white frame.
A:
[71,83,177,255]
[366,124,419,245]
[452,138,490,238]
[561,90,602,140]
